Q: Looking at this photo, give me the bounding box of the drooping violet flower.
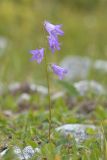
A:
[29,48,44,64]
[51,64,67,80]
[44,21,64,37]
[48,35,60,53]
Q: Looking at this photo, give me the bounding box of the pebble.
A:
[17,93,31,110]
[0,148,8,157]
[51,91,65,100]
[17,93,30,104]
[0,37,8,49]
[8,82,21,95]
[0,37,8,56]
[94,60,107,72]
[33,84,48,95]
[14,146,40,160]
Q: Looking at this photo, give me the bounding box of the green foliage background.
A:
[0,0,107,83]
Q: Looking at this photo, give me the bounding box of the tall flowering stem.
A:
[29,20,67,143]
[44,51,52,142]
[43,21,66,142]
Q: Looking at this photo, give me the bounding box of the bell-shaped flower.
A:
[29,48,44,64]
[51,63,67,80]
[44,21,64,37]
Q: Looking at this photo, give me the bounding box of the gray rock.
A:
[17,93,31,111]
[94,60,107,72]
[56,124,102,143]
[0,37,8,57]
[14,146,24,160]
[14,146,40,160]
[20,83,48,95]
[29,83,37,92]
[74,80,105,96]
[8,82,21,94]
[0,37,8,49]
[60,56,91,81]
[0,148,8,157]
[34,84,48,95]
[17,93,31,105]
[23,146,36,160]
[8,82,48,96]
[51,91,65,100]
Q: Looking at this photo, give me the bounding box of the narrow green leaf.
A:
[57,80,79,96]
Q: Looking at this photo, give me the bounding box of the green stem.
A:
[44,51,52,142]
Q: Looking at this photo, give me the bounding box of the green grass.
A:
[0,88,107,159]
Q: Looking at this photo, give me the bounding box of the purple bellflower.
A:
[29,48,44,64]
[44,21,64,37]
[51,64,67,80]
[48,35,60,53]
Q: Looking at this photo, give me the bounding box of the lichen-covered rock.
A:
[14,146,40,160]
[56,124,102,143]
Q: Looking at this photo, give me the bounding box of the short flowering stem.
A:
[44,51,52,142]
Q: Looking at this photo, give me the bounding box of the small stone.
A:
[35,85,48,95]
[29,83,37,92]
[8,82,21,95]
[0,37,8,57]
[94,60,107,72]
[51,91,65,100]
[60,56,91,81]
[17,93,31,110]
[14,146,40,160]
[3,110,13,117]
[17,93,30,103]
[56,124,102,143]
[23,146,35,159]
[14,146,24,160]
[0,37,8,49]
[0,148,8,157]
[74,80,105,96]
[34,147,40,153]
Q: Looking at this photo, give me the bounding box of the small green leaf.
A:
[57,80,79,96]
[86,128,97,135]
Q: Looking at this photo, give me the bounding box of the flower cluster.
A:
[44,21,64,54]
[29,21,67,80]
